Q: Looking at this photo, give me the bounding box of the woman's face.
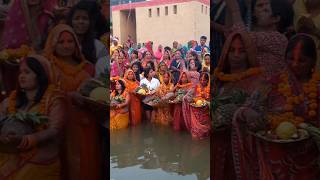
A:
[113,50,119,58]
[181,73,188,83]
[127,71,135,80]
[164,51,170,59]
[148,69,155,78]
[253,0,275,27]
[138,52,143,60]
[287,42,314,78]
[227,37,248,71]
[200,75,208,86]
[55,31,76,57]
[175,51,182,60]
[72,10,90,35]
[163,74,170,84]
[28,0,41,6]
[189,60,197,70]
[158,45,162,51]
[205,55,210,64]
[132,64,139,73]
[115,81,122,91]
[160,64,167,71]
[19,62,38,90]
[131,53,137,60]
[145,51,152,59]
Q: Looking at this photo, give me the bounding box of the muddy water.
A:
[110,122,210,180]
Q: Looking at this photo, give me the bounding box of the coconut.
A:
[89,87,108,102]
[196,100,203,106]
[275,121,297,140]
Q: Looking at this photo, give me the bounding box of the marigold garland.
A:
[0,45,33,61]
[214,67,263,82]
[195,84,210,100]
[270,72,320,128]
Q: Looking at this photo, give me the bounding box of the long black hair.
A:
[131,61,143,81]
[67,1,97,64]
[115,80,126,96]
[16,57,49,109]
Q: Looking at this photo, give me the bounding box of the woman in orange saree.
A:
[0,55,67,180]
[183,72,210,140]
[154,71,174,125]
[110,79,130,130]
[172,71,193,131]
[124,69,142,126]
[43,24,100,180]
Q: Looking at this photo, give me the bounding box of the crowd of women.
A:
[109,35,212,140]
[212,0,320,179]
[0,0,108,179]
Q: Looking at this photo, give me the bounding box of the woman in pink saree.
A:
[188,59,200,87]
[231,34,320,180]
[1,0,57,50]
[154,44,163,63]
[111,49,129,77]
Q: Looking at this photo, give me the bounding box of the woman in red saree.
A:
[232,34,320,180]
[172,71,193,131]
[124,69,142,126]
[0,55,66,180]
[183,72,210,139]
[211,31,267,180]
[1,0,57,50]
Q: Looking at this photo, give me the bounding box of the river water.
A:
[110,122,210,180]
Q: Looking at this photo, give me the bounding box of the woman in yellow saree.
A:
[0,55,66,180]
[154,71,174,125]
[110,79,130,130]
[124,69,142,126]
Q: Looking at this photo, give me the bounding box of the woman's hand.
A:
[17,135,36,150]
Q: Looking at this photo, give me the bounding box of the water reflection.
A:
[110,123,210,180]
